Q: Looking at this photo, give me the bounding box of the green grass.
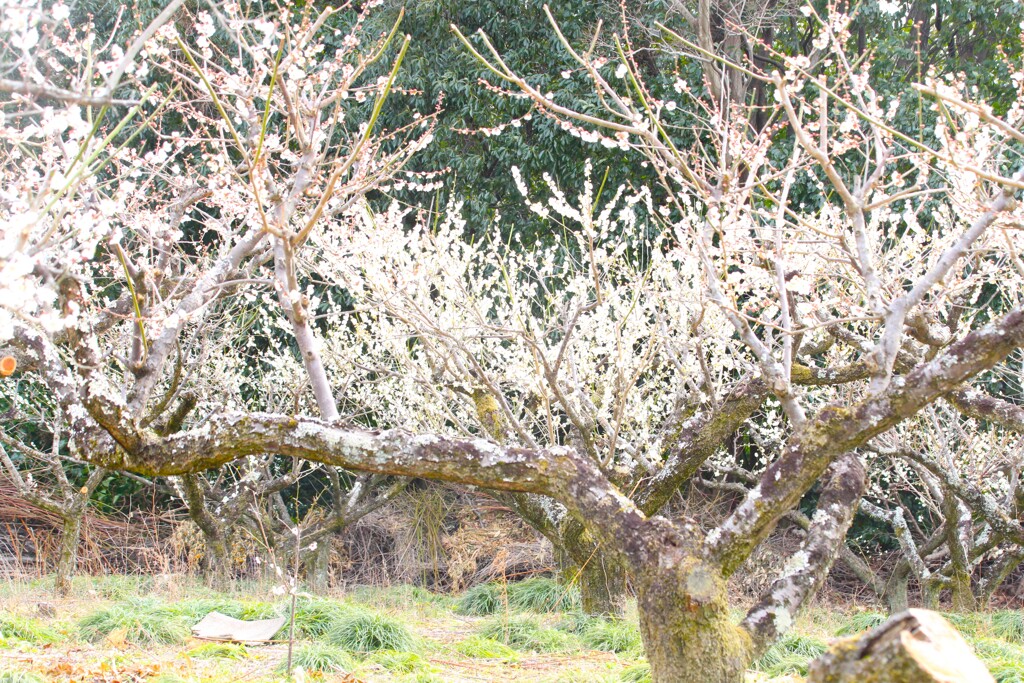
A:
[185,642,249,660]
[834,610,888,636]
[554,611,598,635]
[288,597,357,639]
[581,619,642,654]
[971,637,1024,683]
[943,611,989,638]
[992,611,1024,644]
[620,663,651,683]
[328,610,419,653]
[279,642,356,674]
[454,635,519,660]
[507,577,580,613]
[455,583,506,616]
[478,614,579,653]
[0,671,44,683]
[78,597,191,645]
[753,633,829,677]
[0,614,60,644]
[370,650,431,674]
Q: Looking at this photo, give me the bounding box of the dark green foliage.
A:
[478,615,578,652]
[455,583,506,616]
[278,643,356,674]
[752,633,829,677]
[507,577,580,613]
[78,598,191,645]
[328,611,419,653]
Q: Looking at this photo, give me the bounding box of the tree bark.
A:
[635,553,752,683]
[572,550,629,617]
[54,511,83,597]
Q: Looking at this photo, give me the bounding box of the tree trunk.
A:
[306,538,331,593]
[635,560,752,683]
[203,531,232,590]
[575,551,629,617]
[54,511,82,597]
[883,562,911,614]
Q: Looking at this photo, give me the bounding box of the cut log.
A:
[807,608,994,683]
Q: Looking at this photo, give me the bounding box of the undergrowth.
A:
[454,635,519,660]
[753,633,829,677]
[991,611,1024,644]
[185,642,249,660]
[971,637,1024,683]
[507,577,580,613]
[479,614,579,652]
[0,671,44,683]
[0,614,60,644]
[581,619,642,654]
[278,642,355,674]
[620,663,651,683]
[78,597,191,645]
[371,650,431,674]
[328,610,419,653]
[834,610,887,636]
[455,583,506,616]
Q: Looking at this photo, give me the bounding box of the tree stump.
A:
[807,608,994,683]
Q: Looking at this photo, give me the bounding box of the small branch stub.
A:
[807,609,995,683]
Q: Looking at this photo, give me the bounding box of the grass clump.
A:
[620,663,651,683]
[834,610,887,636]
[507,577,580,613]
[328,610,419,653]
[479,615,578,653]
[0,672,44,683]
[454,635,518,660]
[371,650,430,674]
[992,611,1024,644]
[581,619,642,654]
[0,615,60,644]
[753,633,828,677]
[78,597,191,645]
[278,642,356,674]
[186,642,249,660]
[455,583,506,616]
[288,597,356,639]
[554,611,598,635]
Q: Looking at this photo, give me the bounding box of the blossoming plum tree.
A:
[2,1,1024,682]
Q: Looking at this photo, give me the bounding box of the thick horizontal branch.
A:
[945,388,1024,433]
[709,307,1024,575]
[93,412,657,564]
